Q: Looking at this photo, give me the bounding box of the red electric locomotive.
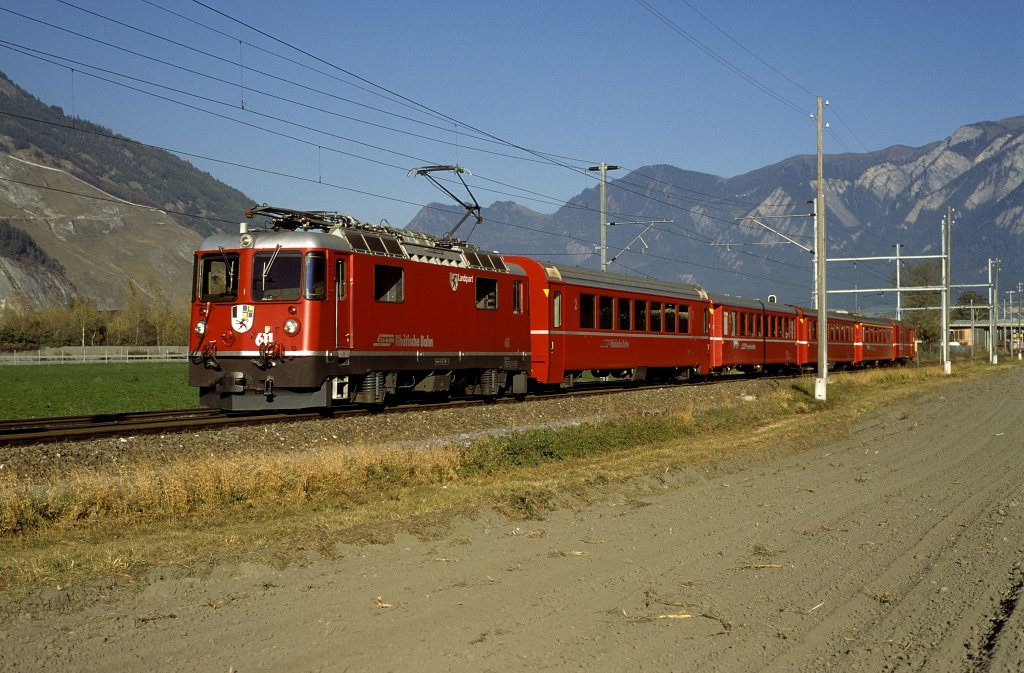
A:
[189,206,531,410]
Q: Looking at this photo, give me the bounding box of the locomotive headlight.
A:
[283,318,300,335]
[193,320,207,336]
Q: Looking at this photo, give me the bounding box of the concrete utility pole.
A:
[1018,281,1023,360]
[989,258,999,364]
[893,243,903,320]
[587,163,620,272]
[941,207,952,375]
[814,96,828,401]
[1007,290,1016,358]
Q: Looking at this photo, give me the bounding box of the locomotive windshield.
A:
[196,252,239,302]
[253,250,302,301]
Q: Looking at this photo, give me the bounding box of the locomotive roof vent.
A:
[243,204,509,272]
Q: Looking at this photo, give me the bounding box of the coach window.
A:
[679,305,690,334]
[651,302,663,332]
[553,291,562,328]
[374,264,404,303]
[664,304,677,332]
[253,250,302,301]
[599,296,613,330]
[512,280,523,314]
[197,252,238,302]
[476,277,498,310]
[304,252,327,300]
[618,298,632,331]
[634,300,647,331]
[580,293,596,329]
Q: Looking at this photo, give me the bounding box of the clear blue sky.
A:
[0,0,1021,231]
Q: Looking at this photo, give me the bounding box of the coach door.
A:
[547,288,566,382]
[708,306,724,370]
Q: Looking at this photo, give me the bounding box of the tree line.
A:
[0,288,187,351]
[898,261,989,345]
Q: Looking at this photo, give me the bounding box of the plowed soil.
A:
[3,368,1023,672]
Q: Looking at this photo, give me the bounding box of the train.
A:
[188,205,917,411]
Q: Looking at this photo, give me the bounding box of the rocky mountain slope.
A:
[0,71,252,309]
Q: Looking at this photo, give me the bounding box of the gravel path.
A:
[2,370,1023,672]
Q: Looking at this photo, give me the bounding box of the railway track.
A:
[0,407,337,446]
[0,375,760,447]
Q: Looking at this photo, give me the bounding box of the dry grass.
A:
[0,445,463,536]
[0,360,1013,596]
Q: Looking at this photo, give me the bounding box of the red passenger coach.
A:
[189,207,531,410]
[506,256,712,386]
[893,321,918,363]
[708,295,802,375]
[857,316,899,365]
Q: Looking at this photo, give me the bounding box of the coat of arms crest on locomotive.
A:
[231,304,255,333]
[450,272,459,292]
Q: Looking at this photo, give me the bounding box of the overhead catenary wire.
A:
[0,0,886,301]
[1,36,809,262]
[7,3,829,227]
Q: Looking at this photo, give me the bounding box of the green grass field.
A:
[0,363,196,419]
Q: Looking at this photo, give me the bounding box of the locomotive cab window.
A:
[253,249,301,301]
[196,253,238,302]
[476,277,498,310]
[304,252,327,300]
[374,264,404,303]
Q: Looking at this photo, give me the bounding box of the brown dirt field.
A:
[2,368,1023,672]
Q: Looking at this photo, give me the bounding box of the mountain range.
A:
[0,67,1021,314]
[411,117,1024,311]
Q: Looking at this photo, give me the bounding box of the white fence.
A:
[0,346,189,365]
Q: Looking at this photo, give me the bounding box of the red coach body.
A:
[506,256,711,386]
